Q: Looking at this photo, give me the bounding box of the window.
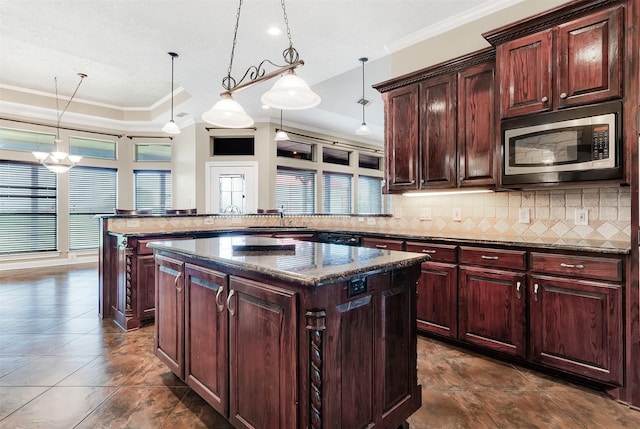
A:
[276,168,315,214]
[212,137,255,156]
[134,170,171,213]
[0,128,54,153]
[358,153,381,170]
[69,136,116,159]
[277,140,313,160]
[0,162,57,254]
[322,147,350,165]
[323,172,352,214]
[219,174,245,213]
[69,167,117,250]
[135,144,171,162]
[358,176,383,214]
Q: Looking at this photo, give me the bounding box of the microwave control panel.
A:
[592,125,609,160]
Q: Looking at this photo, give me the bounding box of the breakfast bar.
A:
[148,235,429,429]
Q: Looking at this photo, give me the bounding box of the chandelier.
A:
[33,73,87,173]
[202,0,321,128]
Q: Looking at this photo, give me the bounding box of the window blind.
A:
[134,170,171,212]
[69,167,117,250]
[358,176,383,214]
[322,172,352,214]
[0,161,57,254]
[276,168,315,214]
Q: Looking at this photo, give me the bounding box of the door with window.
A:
[206,162,258,214]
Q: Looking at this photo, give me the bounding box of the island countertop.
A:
[148,235,430,287]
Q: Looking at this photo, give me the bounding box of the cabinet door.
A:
[136,254,156,322]
[419,74,457,188]
[416,261,457,338]
[556,6,623,108]
[529,275,622,385]
[498,30,553,117]
[228,276,297,429]
[459,266,526,357]
[184,264,228,416]
[154,254,185,379]
[457,62,496,187]
[384,85,419,192]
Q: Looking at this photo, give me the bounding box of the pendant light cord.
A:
[224,0,244,90]
[55,74,86,139]
[170,54,175,120]
[360,58,367,124]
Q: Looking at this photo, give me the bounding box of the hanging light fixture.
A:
[33,73,87,173]
[274,110,289,141]
[162,52,181,135]
[355,57,371,136]
[202,0,320,128]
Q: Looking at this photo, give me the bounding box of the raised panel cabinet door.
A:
[498,29,553,117]
[459,266,526,357]
[384,85,419,192]
[154,254,185,379]
[556,6,623,108]
[228,276,297,429]
[136,254,156,322]
[457,62,496,187]
[184,264,228,416]
[529,275,623,385]
[419,74,457,188]
[416,261,457,338]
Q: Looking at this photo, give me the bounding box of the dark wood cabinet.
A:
[406,242,458,338]
[419,74,457,188]
[136,254,156,323]
[529,252,623,385]
[154,254,185,378]
[227,276,297,429]
[459,246,527,357]
[497,5,623,117]
[184,264,228,416]
[383,85,419,192]
[361,237,405,251]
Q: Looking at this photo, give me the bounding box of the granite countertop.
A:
[148,236,430,287]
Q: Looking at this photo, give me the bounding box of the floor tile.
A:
[409,389,499,429]
[0,355,97,386]
[0,386,48,420]
[160,390,233,429]
[57,353,150,387]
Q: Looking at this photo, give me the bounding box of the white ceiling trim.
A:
[385,0,526,53]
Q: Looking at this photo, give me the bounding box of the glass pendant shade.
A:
[162,119,181,135]
[274,130,290,141]
[202,95,255,128]
[34,137,82,173]
[261,71,321,110]
[356,123,371,135]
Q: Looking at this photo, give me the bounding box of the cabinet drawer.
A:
[361,237,404,251]
[137,239,157,255]
[405,242,456,263]
[530,252,622,282]
[459,246,526,270]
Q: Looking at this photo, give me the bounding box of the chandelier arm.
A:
[224,0,244,90]
[220,60,304,97]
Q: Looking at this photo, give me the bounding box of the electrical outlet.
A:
[358,217,365,223]
[394,206,402,219]
[231,217,242,224]
[420,207,432,221]
[204,217,215,225]
[367,218,376,226]
[126,220,140,228]
[574,208,588,226]
[452,207,461,222]
[518,208,530,224]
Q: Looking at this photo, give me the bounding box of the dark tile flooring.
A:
[1,264,639,428]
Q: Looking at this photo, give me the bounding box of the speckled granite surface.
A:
[148,236,430,287]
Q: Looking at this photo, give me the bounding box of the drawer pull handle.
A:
[375,244,388,249]
[226,289,236,317]
[422,249,436,254]
[534,283,539,302]
[174,272,182,293]
[516,281,522,300]
[560,263,584,269]
[215,286,225,313]
[481,255,499,260]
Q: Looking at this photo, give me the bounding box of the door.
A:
[206,162,258,214]
[416,261,457,338]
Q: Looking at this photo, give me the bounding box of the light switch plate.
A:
[452,207,462,222]
[420,207,432,221]
[574,208,588,226]
[518,208,530,224]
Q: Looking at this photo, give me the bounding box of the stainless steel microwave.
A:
[501,101,622,185]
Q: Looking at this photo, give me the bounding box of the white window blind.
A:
[0,162,57,254]
[69,167,117,250]
[135,170,171,212]
[276,168,315,214]
[323,172,352,214]
[358,176,383,214]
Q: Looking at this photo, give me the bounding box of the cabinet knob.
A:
[541,96,548,103]
[516,281,522,300]
[560,92,567,99]
[534,283,539,302]
[226,289,236,317]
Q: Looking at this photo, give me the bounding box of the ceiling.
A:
[0,0,537,146]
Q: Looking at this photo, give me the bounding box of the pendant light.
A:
[162,52,181,135]
[202,0,320,128]
[274,110,289,141]
[355,57,371,136]
[32,73,86,173]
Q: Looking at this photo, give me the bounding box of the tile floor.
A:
[1,263,639,428]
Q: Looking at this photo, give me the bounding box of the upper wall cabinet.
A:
[375,49,496,194]
[489,3,624,118]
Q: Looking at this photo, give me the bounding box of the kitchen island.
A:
[148,235,429,429]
